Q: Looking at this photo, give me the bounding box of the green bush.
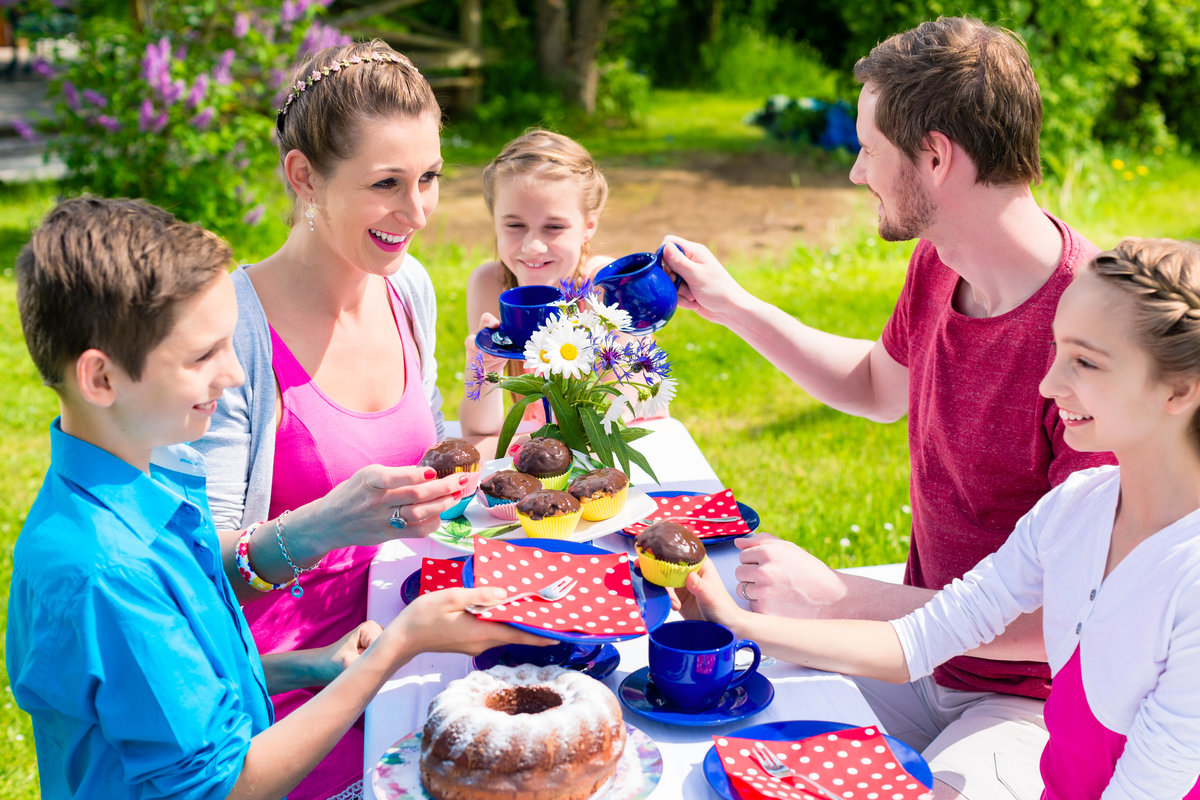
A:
[703,25,844,99]
[23,1,344,241]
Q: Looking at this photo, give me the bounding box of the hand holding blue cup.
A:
[648,619,761,711]
[489,284,565,350]
[592,243,684,336]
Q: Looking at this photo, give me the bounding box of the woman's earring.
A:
[305,204,316,232]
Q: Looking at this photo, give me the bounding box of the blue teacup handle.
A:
[727,639,761,690]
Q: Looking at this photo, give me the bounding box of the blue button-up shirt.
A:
[6,421,273,799]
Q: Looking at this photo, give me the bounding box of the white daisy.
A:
[525,320,594,379]
[589,299,633,333]
[600,397,629,426]
[633,376,676,419]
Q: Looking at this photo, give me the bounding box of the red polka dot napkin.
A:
[418,558,464,596]
[712,727,932,800]
[623,489,751,539]
[470,539,647,635]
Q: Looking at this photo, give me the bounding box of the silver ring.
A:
[736,580,752,601]
[389,507,407,530]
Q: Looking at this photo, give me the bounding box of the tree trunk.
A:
[536,0,611,114]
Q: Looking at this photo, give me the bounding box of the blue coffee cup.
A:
[648,619,761,711]
[592,244,684,336]
[491,284,565,349]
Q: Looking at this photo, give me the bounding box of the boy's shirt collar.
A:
[48,419,209,544]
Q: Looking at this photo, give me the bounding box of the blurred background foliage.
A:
[9,0,1200,241]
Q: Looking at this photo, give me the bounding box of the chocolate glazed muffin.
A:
[420,438,481,478]
[481,470,543,503]
[513,438,573,489]
[515,489,583,539]
[568,468,630,522]
[634,521,706,587]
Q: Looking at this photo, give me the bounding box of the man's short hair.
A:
[854,16,1043,186]
[17,197,232,389]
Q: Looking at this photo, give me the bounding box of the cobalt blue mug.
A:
[648,619,761,710]
[592,243,684,336]
[492,284,565,349]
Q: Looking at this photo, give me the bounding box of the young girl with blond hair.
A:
[458,129,614,454]
[684,238,1200,798]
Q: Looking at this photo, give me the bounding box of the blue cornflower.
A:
[593,334,627,378]
[624,339,672,380]
[466,352,489,401]
[558,277,594,304]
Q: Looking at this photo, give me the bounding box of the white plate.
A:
[372,723,662,800]
[432,458,656,553]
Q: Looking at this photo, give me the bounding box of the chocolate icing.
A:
[420,438,480,476]
[635,521,705,564]
[568,468,629,500]
[480,470,543,501]
[514,438,572,477]
[515,489,582,520]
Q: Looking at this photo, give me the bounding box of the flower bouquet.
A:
[466,280,675,481]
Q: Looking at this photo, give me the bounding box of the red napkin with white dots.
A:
[470,538,646,635]
[623,489,751,539]
[712,726,932,800]
[418,558,465,596]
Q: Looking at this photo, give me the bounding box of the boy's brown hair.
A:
[854,16,1043,186]
[16,196,232,389]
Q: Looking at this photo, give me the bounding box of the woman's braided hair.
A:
[1089,237,1200,440]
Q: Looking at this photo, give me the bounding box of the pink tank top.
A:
[240,284,436,800]
[1040,645,1200,799]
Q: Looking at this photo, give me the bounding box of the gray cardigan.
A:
[193,258,444,530]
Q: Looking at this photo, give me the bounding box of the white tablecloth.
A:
[363,417,881,798]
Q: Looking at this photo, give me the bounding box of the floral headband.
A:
[276,51,412,124]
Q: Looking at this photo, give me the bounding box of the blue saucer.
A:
[399,555,470,606]
[473,642,621,680]
[702,720,933,799]
[474,327,526,360]
[619,491,760,545]
[617,666,774,727]
[461,538,670,644]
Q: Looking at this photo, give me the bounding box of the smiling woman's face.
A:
[311,111,443,276]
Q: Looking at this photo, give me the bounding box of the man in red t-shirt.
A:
[663,17,1114,800]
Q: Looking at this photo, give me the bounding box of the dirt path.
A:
[423,149,866,261]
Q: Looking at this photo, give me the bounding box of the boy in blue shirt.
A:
[6,197,545,799]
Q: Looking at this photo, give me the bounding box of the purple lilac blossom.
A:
[233,12,251,38]
[138,99,157,133]
[82,89,107,108]
[96,115,121,133]
[186,73,208,108]
[301,22,351,53]
[242,205,266,226]
[189,107,215,129]
[32,58,54,78]
[60,81,79,111]
[212,49,235,86]
[12,118,35,141]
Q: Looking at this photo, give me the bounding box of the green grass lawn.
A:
[2,89,1200,795]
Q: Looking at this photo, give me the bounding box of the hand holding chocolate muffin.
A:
[634,521,706,587]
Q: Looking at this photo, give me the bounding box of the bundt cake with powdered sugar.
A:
[419,664,627,800]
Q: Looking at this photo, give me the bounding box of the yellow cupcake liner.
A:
[433,461,481,479]
[635,547,702,588]
[516,509,583,539]
[532,469,570,491]
[579,486,628,521]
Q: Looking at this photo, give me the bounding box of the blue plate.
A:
[474,327,526,360]
[619,490,759,544]
[702,720,934,800]
[399,555,470,606]
[473,642,621,680]
[461,538,669,643]
[618,666,774,727]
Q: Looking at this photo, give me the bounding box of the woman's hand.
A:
[391,586,553,656]
[673,558,752,633]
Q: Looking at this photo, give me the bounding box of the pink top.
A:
[241,283,436,799]
[1041,645,1200,799]
[880,214,1113,698]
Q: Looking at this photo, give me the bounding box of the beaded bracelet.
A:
[274,510,321,598]
[234,522,291,593]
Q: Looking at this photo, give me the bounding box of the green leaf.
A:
[495,393,543,459]
[618,425,653,443]
[609,428,633,475]
[542,382,589,453]
[579,406,614,467]
[497,375,548,395]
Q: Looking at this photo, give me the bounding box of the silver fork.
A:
[464,576,577,614]
[752,742,842,800]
